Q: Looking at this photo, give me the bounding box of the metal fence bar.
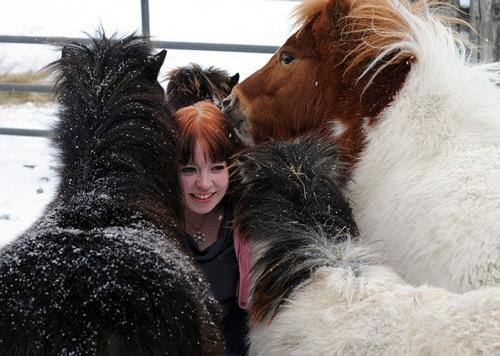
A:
[0,36,278,95]
[156,40,277,54]
[0,128,51,137]
[0,35,93,46]
[0,35,278,54]
[141,0,150,36]
[0,83,52,93]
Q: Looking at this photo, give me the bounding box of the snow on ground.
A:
[0,0,297,247]
[0,104,59,246]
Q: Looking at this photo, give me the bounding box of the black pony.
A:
[231,136,358,325]
[0,34,223,355]
[166,63,239,110]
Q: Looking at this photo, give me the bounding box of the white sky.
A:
[0,0,298,246]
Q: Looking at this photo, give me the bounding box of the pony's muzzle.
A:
[222,93,243,128]
[222,93,254,146]
[222,93,238,115]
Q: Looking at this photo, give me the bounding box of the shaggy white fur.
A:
[234,136,500,355]
[250,242,500,356]
[348,3,500,292]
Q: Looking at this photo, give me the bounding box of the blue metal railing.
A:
[0,0,278,137]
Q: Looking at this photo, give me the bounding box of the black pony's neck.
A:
[46,34,179,228]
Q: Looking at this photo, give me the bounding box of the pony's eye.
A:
[280,52,294,65]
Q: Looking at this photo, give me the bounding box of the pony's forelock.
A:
[293,0,327,29]
[343,0,469,82]
[295,0,467,84]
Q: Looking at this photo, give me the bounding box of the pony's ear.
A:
[145,50,167,81]
[61,44,78,59]
[322,0,352,33]
[330,0,352,19]
[61,46,70,59]
[228,73,240,88]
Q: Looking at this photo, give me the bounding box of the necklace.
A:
[186,213,209,244]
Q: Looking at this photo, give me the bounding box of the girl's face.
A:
[179,143,229,215]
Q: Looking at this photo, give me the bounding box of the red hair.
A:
[174,101,242,164]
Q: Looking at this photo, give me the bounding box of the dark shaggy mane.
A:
[166,63,239,110]
[0,33,224,355]
[232,135,358,325]
[46,32,179,228]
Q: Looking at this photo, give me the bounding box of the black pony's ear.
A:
[61,46,70,59]
[228,73,240,88]
[61,44,78,59]
[145,49,167,81]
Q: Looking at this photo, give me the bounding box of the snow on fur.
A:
[0,33,224,355]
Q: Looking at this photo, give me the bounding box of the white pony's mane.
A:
[346,0,500,119]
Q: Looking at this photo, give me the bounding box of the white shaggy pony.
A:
[223,0,500,292]
[346,0,500,292]
[232,136,500,356]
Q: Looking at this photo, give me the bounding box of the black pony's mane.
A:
[47,33,179,227]
[166,63,239,110]
[232,135,358,325]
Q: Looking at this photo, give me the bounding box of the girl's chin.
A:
[186,196,221,214]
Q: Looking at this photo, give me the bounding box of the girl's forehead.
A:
[180,137,229,166]
[192,143,226,163]
[183,158,227,166]
[182,147,225,166]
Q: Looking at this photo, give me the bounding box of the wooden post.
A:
[447,0,462,11]
[469,0,500,62]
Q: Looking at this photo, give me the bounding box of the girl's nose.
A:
[195,172,211,190]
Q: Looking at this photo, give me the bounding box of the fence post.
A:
[141,0,150,37]
[469,0,500,62]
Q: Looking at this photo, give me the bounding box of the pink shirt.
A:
[233,230,251,310]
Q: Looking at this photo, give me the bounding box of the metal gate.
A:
[0,0,278,137]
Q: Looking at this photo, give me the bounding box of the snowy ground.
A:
[0,0,297,247]
[0,104,58,246]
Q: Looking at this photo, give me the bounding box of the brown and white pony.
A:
[224,0,500,293]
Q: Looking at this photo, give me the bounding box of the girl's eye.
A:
[280,52,294,65]
[180,166,196,174]
[212,164,227,172]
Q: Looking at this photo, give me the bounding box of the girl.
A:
[174,100,248,355]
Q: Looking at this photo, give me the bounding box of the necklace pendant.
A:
[192,230,207,244]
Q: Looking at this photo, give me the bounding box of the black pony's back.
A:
[0,34,223,355]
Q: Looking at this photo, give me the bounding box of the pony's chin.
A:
[235,126,255,146]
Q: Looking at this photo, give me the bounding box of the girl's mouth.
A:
[191,192,216,201]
